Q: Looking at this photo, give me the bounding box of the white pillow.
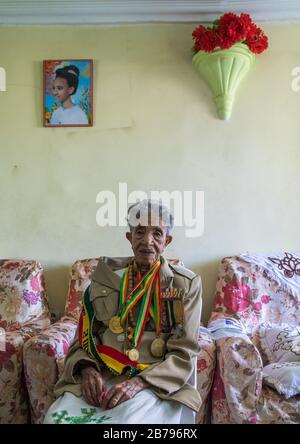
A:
[259,324,300,364]
[263,362,300,399]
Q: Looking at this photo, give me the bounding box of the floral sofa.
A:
[24,257,215,424]
[0,260,51,424]
[208,252,300,424]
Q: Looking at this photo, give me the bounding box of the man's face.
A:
[126,222,172,266]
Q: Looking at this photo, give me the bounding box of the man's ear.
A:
[126,231,132,244]
[165,235,172,247]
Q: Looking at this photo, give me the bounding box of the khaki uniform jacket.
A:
[54,256,203,412]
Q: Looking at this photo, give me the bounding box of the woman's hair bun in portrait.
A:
[55,64,80,95]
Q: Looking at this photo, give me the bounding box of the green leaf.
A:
[212,19,220,29]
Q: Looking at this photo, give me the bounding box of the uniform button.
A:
[101,289,107,294]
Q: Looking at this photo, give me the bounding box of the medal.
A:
[150,337,166,358]
[126,348,140,361]
[109,316,124,334]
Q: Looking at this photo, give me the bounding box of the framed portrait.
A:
[43,59,93,127]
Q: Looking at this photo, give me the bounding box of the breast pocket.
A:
[89,281,119,323]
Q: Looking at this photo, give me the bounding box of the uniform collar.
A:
[91,256,174,291]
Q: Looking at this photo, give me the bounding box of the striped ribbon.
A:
[119,260,161,348]
[79,287,149,378]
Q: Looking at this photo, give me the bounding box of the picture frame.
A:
[43,59,93,127]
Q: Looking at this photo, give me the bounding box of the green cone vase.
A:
[192,43,255,120]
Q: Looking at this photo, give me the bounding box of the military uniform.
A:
[54,256,202,412]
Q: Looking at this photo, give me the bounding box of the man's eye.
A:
[154,231,162,237]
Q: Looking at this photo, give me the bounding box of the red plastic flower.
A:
[193,28,220,53]
[246,34,269,54]
[192,12,268,55]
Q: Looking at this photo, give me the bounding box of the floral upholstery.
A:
[64,258,99,321]
[196,326,216,424]
[24,257,216,424]
[0,260,50,424]
[208,253,300,424]
[24,258,98,424]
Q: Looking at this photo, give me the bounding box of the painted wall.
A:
[0,24,299,322]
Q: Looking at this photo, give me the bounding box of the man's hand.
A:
[81,366,106,407]
[101,377,150,410]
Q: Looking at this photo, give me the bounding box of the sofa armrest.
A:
[23,319,78,424]
[196,327,216,423]
[24,319,78,360]
[216,334,263,423]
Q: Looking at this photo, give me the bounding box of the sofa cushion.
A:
[259,324,300,364]
[263,362,300,399]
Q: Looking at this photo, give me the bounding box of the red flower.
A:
[249,416,257,424]
[62,340,69,354]
[44,61,62,75]
[223,280,251,312]
[194,28,219,53]
[246,34,269,54]
[197,358,208,372]
[67,286,79,312]
[261,295,270,304]
[3,261,21,270]
[0,316,7,330]
[30,276,40,292]
[0,341,15,362]
[253,302,262,311]
[219,12,248,46]
[215,291,223,306]
[212,368,226,401]
[192,12,268,55]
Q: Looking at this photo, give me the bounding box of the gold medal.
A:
[150,337,166,358]
[126,348,139,361]
[109,316,124,334]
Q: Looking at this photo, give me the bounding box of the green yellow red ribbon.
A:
[119,260,161,348]
[79,287,149,378]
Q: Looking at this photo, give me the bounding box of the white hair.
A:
[127,199,174,235]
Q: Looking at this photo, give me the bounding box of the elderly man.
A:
[44,199,202,424]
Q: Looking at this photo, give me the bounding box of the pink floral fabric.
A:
[0,260,50,331]
[0,260,50,424]
[24,258,101,423]
[196,327,216,424]
[23,319,78,424]
[64,258,99,321]
[209,253,300,423]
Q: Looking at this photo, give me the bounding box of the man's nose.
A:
[142,232,154,245]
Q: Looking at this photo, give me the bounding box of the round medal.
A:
[150,337,166,358]
[109,316,124,334]
[126,348,139,361]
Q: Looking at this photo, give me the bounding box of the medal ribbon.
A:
[119,259,161,348]
[79,287,149,378]
[148,276,161,338]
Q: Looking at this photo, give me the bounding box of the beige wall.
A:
[0,23,299,322]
